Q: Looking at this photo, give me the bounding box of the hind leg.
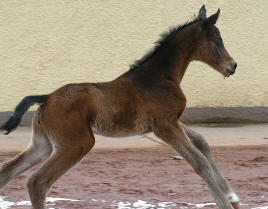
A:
[27,127,95,209]
[0,113,52,189]
[180,123,239,208]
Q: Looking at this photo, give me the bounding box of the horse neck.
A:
[150,27,198,84]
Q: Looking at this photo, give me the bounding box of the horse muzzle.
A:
[223,60,237,77]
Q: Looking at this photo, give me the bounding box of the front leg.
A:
[180,123,239,208]
[152,119,234,209]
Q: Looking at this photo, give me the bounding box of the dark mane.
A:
[129,17,200,71]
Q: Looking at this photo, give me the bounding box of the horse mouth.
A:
[224,72,231,77]
[222,68,234,77]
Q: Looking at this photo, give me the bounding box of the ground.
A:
[0,124,267,209]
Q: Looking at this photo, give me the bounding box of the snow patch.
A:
[0,196,80,209]
[0,196,15,209]
[1,195,266,209]
[180,202,216,208]
[109,200,176,208]
[251,206,268,209]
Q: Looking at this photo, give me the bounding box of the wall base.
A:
[181,106,268,123]
[0,106,268,127]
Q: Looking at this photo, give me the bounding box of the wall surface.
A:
[0,0,267,111]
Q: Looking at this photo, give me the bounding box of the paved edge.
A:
[1,106,268,126]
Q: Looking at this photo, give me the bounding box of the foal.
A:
[0,6,239,209]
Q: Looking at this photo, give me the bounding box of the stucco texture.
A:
[0,0,267,111]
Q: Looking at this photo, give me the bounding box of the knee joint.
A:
[27,175,48,192]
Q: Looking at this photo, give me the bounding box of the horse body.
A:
[43,70,186,138]
[0,5,239,209]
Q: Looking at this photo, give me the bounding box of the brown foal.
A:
[0,6,239,209]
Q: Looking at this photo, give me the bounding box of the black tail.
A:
[0,95,48,135]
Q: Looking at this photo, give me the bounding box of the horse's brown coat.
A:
[0,6,239,209]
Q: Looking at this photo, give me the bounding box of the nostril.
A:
[234,62,237,70]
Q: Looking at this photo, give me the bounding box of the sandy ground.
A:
[0,124,267,209]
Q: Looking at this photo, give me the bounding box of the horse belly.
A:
[91,115,152,137]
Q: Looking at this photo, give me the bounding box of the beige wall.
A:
[0,0,267,111]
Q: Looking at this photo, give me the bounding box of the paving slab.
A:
[0,124,267,152]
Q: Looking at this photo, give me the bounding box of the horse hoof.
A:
[231,202,239,209]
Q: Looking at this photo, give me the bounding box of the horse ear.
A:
[204,9,220,25]
[197,5,207,21]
